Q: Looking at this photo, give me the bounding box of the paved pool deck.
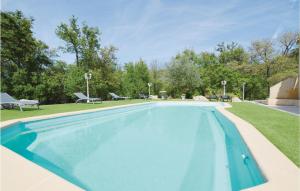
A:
[1,102,299,191]
[253,101,300,116]
[267,105,300,115]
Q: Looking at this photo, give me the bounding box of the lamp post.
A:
[85,73,92,103]
[148,83,152,97]
[221,80,227,96]
[242,82,246,101]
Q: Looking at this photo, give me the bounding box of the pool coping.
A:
[1,101,299,190]
[217,107,300,191]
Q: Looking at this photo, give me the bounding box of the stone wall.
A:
[267,77,299,106]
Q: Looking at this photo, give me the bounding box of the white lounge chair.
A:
[0,92,39,111]
[109,92,130,100]
[74,92,102,104]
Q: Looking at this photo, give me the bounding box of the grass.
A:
[1,99,149,121]
[227,102,300,167]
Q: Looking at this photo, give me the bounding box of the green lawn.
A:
[227,102,300,167]
[1,99,149,121]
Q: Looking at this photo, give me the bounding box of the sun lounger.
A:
[74,92,102,103]
[109,93,130,100]
[0,92,39,111]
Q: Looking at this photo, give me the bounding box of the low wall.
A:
[268,77,299,106]
[269,77,299,99]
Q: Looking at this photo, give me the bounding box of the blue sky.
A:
[2,0,299,65]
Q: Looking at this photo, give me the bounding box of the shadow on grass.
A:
[2,107,43,111]
[75,102,104,105]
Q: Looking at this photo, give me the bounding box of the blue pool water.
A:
[1,103,265,191]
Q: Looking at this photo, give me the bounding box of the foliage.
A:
[166,50,201,98]
[56,16,120,100]
[122,60,150,98]
[278,31,299,55]
[198,52,219,66]
[217,42,249,65]
[268,71,298,86]
[64,65,86,98]
[1,10,298,103]
[56,16,82,66]
[1,11,53,100]
[36,61,68,103]
[149,61,164,95]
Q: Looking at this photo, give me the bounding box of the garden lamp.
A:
[85,73,92,102]
[221,80,227,96]
[148,83,152,97]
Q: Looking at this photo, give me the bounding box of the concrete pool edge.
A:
[0,102,154,128]
[1,101,299,190]
[217,107,300,191]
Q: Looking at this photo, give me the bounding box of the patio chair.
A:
[139,93,148,99]
[0,92,39,111]
[109,93,130,100]
[74,92,102,104]
[220,95,232,102]
[207,95,219,101]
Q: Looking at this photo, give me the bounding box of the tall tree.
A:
[198,52,219,66]
[216,42,238,53]
[249,39,274,78]
[56,16,82,66]
[149,60,163,95]
[167,50,201,98]
[218,43,249,65]
[36,61,68,103]
[96,46,119,98]
[1,10,52,99]
[122,60,150,98]
[278,31,299,55]
[80,23,101,69]
[249,39,274,63]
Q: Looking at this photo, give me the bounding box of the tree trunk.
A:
[75,48,79,66]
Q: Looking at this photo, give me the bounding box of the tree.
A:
[1,10,53,99]
[122,60,150,98]
[216,42,238,53]
[267,55,299,86]
[95,46,120,99]
[56,16,82,66]
[56,16,121,99]
[64,65,86,98]
[198,52,219,66]
[167,51,201,98]
[218,42,249,65]
[278,31,299,55]
[2,10,297,103]
[149,60,163,95]
[36,61,68,103]
[1,11,35,68]
[249,39,274,79]
[56,16,103,70]
[249,39,274,63]
[80,22,101,69]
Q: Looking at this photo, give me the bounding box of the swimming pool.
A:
[1,102,265,191]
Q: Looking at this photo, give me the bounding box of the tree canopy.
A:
[1,10,298,103]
